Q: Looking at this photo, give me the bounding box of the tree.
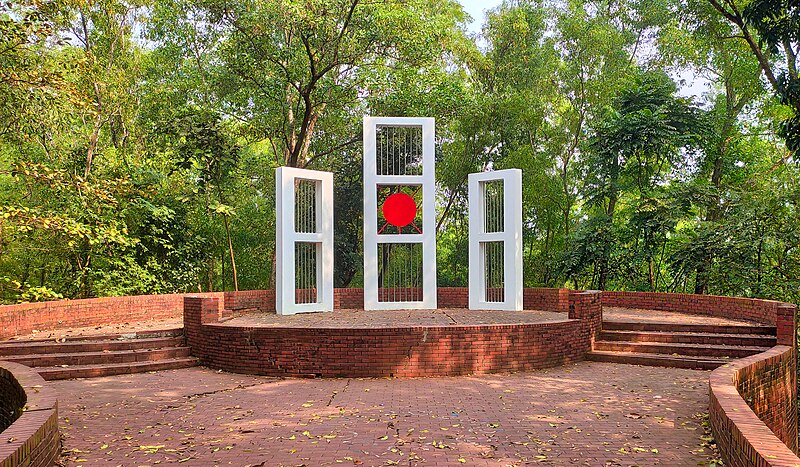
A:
[166,109,242,291]
[706,0,799,153]
[148,0,470,168]
[657,0,768,293]
[576,71,702,290]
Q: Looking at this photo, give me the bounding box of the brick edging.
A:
[0,361,59,467]
[709,346,800,466]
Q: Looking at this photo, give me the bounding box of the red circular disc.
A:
[382,193,417,227]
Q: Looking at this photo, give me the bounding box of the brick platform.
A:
[183,291,602,378]
[0,362,59,467]
[220,308,568,327]
[604,306,759,326]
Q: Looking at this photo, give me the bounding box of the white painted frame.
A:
[468,169,523,311]
[275,167,334,315]
[363,116,437,310]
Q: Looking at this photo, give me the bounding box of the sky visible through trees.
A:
[0,0,798,304]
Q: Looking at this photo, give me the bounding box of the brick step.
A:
[594,340,770,358]
[1,327,184,344]
[35,357,199,380]
[599,330,777,347]
[2,347,191,367]
[586,350,728,370]
[0,336,185,356]
[602,320,775,335]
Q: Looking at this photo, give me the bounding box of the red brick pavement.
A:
[220,309,568,328]
[603,307,754,326]
[4,318,184,342]
[53,363,719,466]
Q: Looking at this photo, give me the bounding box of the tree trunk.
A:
[223,214,239,291]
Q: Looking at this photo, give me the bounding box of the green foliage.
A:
[0,0,797,306]
[743,0,800,152]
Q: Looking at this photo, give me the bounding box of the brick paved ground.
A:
[54,363,720,466]
[603,307,755,326]
[222,309,568,328]
[4,317,184,341]
[223,307,752,329]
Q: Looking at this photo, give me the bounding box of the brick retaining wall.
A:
[0,292,226,339]
[0,365,25,432]
[182,290,602,378]
[0,362,59,467]
[710,346,800,465]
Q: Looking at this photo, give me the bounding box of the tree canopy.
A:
[0,0,798,303]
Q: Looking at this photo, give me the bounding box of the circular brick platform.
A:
[183,292,604,378]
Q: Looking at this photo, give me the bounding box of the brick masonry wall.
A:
[737,347,798,452]
[710,346,800,466]
[224,290,274,313]
[434,287,570,311]
[182,291,602,378]
[0,362,60,467]
[602,291,783,325]
[0,292,226,339]
[568,290,602,343]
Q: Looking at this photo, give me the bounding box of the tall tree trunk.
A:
[598,193,618,291]
[223,214,239,291]
[694,75,752,294]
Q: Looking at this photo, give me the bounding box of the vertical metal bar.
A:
[404,126,408,176]
[306,185,310,302]
[307,242,311,303]
[404,243,408,302]
[305,242,308,303]
[486,242,490,302]
[301,243,304,304]
[391,127,395,176]
[307,242,310,303]
[407,244,410,302]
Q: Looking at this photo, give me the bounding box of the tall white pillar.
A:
[363,116,437,310]
[276,167,334,315]
[468,169,523,311]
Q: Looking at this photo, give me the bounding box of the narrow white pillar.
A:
[276,167,334,315]
[363,116,437,310]
[468,169,523,311]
